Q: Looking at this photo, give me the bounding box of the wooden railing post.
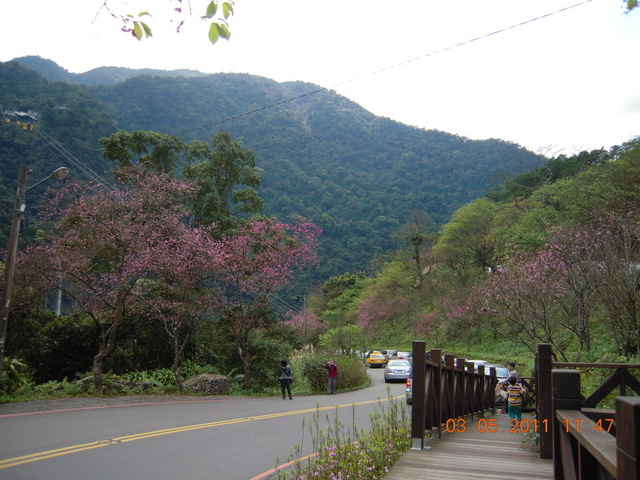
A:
[431,349,443,438]
[444,354,456,421]
[537,343,553,459]
[411,341,426,450]
[616,396,640,479]
[552,369,582,479]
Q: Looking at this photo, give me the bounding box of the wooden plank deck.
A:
[384,413,553,480]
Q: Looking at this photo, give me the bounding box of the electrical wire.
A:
[180,0,594,137]
[33,129,117,191]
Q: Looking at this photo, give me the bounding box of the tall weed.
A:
[277,392,410,480]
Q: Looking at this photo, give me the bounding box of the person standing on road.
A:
[324,360,338,395]
[278,360,293,400]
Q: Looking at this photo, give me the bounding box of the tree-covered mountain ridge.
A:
[11,56,208,85]
[2,57,544,303]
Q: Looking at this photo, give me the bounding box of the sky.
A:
[1,0,639,155]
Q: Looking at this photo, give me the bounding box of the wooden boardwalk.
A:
[384,413,553,480]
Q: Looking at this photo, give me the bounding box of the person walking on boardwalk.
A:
[324,360,338,395]
[506,375,525,424]
[278,359,293,399]
[501,361,518,385]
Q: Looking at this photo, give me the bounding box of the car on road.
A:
[468,359,489,372]
[380,349,398,360]
[405,375,412,405]
[384,359,412,383]
[392,351,411,360]
[366,353,387,368]
[484,364,509,383]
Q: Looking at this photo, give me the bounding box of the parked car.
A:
[484,364,510,383]
[380,349,398,360]
[392,351,411,360]
[468,359,489,372]
[405,375,412,405]
[384,359,412,383]
[366,353,387,368]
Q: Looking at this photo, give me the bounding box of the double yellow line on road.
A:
[0,397,391,470]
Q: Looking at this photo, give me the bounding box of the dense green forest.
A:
[1,57,543,307]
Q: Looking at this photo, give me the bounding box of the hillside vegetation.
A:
[3,57,637,397]
[1,58,542,306]
[306,140,640,377]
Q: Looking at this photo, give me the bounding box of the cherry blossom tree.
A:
[22,168,196,393]
[208,216,321,389]
[469,252,572,359]
[284,309,326,346]
[539,226,604,358]
[132,225,227,389]
[19,162,320,392]
[462,211,640,359]
[587,212,640,355]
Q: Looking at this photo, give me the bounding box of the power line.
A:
[179,0,594,137]
[33,129,117,191]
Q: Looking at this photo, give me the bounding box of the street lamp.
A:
[0,165,70,381]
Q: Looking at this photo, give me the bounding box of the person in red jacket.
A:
[324,360,338,394]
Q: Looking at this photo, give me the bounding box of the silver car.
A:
[484,364,509,383]
[384,359,412,383]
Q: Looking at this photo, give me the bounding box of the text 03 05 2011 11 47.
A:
[445,418,547,434]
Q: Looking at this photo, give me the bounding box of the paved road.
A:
[0,367,408,480]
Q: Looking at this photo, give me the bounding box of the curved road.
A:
[0,367,408,480]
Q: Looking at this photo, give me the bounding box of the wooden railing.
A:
[410,341,497,449]
[535,343,640,479]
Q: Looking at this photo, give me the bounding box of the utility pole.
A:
[0,165,29,381]
[0,165,69,382]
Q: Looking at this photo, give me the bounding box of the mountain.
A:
[1,57,544,306]
[11,56,207,85]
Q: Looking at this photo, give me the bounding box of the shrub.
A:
[293,352,368,394]
[0,357,30,393]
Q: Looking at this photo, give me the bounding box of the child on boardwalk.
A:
[506,375,525,424]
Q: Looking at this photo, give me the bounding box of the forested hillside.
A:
[306,140,640,372]
[1,57,543,305]
[0,62,118,246]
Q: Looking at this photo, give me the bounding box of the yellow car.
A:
[366,353,387,368]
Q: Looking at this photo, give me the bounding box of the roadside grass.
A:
[276,391,410,480]
[0,354,372,403]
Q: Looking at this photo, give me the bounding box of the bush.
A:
[7,311,95,383]
[293,352,368,394]
[0,357,30,393]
